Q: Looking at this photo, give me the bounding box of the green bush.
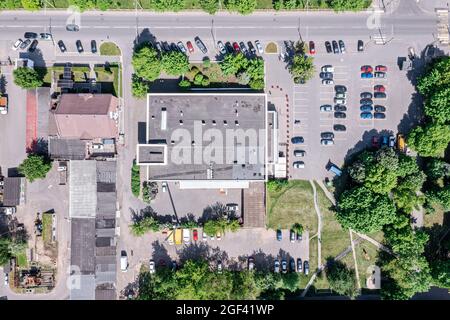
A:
[13,67,43,89]
[131,162,140,197]
[201,77,210,87]
[193,73,204,86]
[18,154,51,182]
[178,79,192,88]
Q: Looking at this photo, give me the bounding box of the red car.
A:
[233,42,240,53]
[309,41,315,54]
[193,229,198,241]
[374,85,386,92]
[186,41,194,53]
[375,65,387,72]
[372,136,380,148]
[361,65,373,73]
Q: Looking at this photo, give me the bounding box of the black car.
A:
[360,98,373,105]
[171,260,177,271]
[321,132,335,139]
[20,39,31,50]
[239,41,248,55]
[297,258,303,272]
[360,92,373,99]
[162,41,170,52]
[194,36,208,54]
[66,24,79,32]
[28,40,38,52]
[290,259,295,272]
[24,32,37,39]
[247,41,256,54]
[57,40,67,53]
[325,41,332,53]
[334,105,347,112]
[338,40,346,53]
[320,72,333,79]
[358,40,364,52]
[91,40,97,53]
[374,112,386,119]
[225,42,234,54]
[335,85,347,93]
[333,124,346,132]
[76,40,83,53]
[334,112,346,119]
[171,43,179,52]
[332,40,339,54]
[374,92,387,99]
[374,105,386,112]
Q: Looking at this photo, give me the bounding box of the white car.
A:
[12,39,23,50]
[294,150,305,157]
[255,40,263,54]
[321,139,334,146]
[321,65,334,72]
[161,181,167,192]
[320,105,332,112]
[293,161,305,169]
[334,98,346,104]
[4,273,8,286]
[217,41,226,55]
[149,260,155,274]
[202,231,208,241]
[120,251,128,272]
[322,79,334,85]
[182,228,190,244]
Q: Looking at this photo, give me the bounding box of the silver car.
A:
[217,41,226,55]
[320,104,333,112]
[321,139,334,146]
[274,260,280,273]
[255,40,263,54]
[177,41,187,54]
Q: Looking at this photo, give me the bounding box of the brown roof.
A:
[54,94,118,139]
[243,182,266,228]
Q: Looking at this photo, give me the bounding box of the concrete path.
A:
[349,230,362,290]
[309,180,322,268]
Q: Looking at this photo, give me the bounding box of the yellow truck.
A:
[397,134,406,153]
[174,228,182,245]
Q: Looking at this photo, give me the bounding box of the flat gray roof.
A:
[138,145,166,164]
[70,218,96,274]
[49,138,86,160]
[144,94,267,181]
[70,275,95,300]
[70,161,97,218]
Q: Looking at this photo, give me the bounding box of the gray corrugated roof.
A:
[96,228,115,238]
[37,87,50,139]
[96,161,116,184]
[2,177,21,206]
[49,138,86,160]
[70,274,95,300]
[70,218,96,274]
[69,161,97,218]
[95,287,116,300]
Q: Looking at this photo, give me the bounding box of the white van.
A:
[182,229,190,244]
[120,251,128,272]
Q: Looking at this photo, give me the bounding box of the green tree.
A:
[424,87,450,123]
[417,56,450,97]
[328,0,370,11]
[220,53,249,76]
[131,74,149,98]
[96,0,115,10]
[336,186,396,233]
[193,73,204,85]
[199,0,219,14]
[18,154,51,182]
[132,45,161,81]
[272,0,282,10]
[408,122,450,157]
[289,55,315,83]
[283,0,297,9]
[21,0,41,10]
[130,216,161,236]
[0,238,11,265]
[178,79,192,88]
[150,0,186,12]
[430,260,450,288]
[292,223,303,234]
[131,162,140,197]
[68,0,95,11]
[161,51,190,76]
[426,185,450,209]
[142,181,158,204]
[326,259,358,298]
[0,0,22,9]
[13,67,43,89]
[424,158,447,180]
[224,0,257,15]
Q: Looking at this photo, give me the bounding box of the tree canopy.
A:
[132,45,162,81]
[224,0,257,15]
[13,67,43,89]
[21,0,42,10]
[161,51,190,76]
[149,0,186,12]
[408,122,450,157]
[424,87,450,123]
[131,74,149,98]
[68,0,95,11]
[199,0,219,14]
[289,54,315,83]
[326,259,358,298]
[328,0,370,11]
[18,154,51,182]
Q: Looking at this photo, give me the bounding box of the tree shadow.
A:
[130,206,175,225]
[0,74,7,94]
[199,202,227,224]
[176,242,211,263]
[133,28,158,51]
[151,240,172,268]
[20,47,45,67]
[27,138,48,156]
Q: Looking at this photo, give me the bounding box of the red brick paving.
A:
[26,90,37,152]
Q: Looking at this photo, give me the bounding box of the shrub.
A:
[131,162,140,197]
[194,73,204,86]
[201,77,210,87]
[178,79,192,88]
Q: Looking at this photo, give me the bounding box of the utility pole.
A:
[211,19,217,49]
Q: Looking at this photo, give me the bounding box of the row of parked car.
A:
[306,39,363,55]
[360,65,388,79]
[11,32,52,52]
[274,258,309,275]
[359,86,388,119]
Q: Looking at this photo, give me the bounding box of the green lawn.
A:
[94,64,121,97]
[186,63,239,87]
[266,180,317,233]
[42,213,53,246]
[424,204,447,228]
[354,239,380,289]
[16,249,28,268]
[100,42,122,56]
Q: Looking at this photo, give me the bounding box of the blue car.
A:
[291,136,304,144]
[361,72,373,79]
[360,105,373,112]
[276,229,282,241]
[381,136,389,146]
[360,112,373,119]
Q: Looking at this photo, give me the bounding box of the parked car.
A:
[360,92,373,99]
[293,160,305,168]
[321,132,334,139]
[66,24,79,31]
[332,40,339,54]
[239,41,248,55]
[232,42,240,53]
[4,273,8,286]
[304,260,309,275]
[149,260,155,273]
[375,65,387,72]
[374,92,387,99]
[155,42,163,53]
[75,40,83,53]
[177,41,187,54]
[361,72,374,79]
[389,135,396,148]
[162,41,170,52]
[361,65,373,73]
[338,40,346,53]
[334,97,346,104]
[320,105,332,112]
[12,39,23,50]
[90,40,97,53]
[372,136,380,148]
[360,98,373,105]
[217,41,226,55]
[374,112,386,119]
[320,72,333,79]
[290,258,296,272]
[276,229,282,241]
[374,105,386,112]
[321,139,334,146]
[322,79,334,85]
[281,259,288,273]
[334,105,347,112]
[381,135,389,146]
[360,112,373,119]
[225,41,234,54]
[290,230,296,242]
[255,40,264,54]
[274,260,280,273]
[335,85,347,93]
[294,150,306,157]
[183,41,193,53]
[291,136,304,144]
[334,112,346,119]
[171,260,178,271]
[193,229,198,241]
[321,65,334,72]
[357,40,364,52]
[55,40,66,53]
[309,41,315,54]
[335,92,346,98]
[24,32,38,39]
[39,33,52,40]
[28,40,38,52]
[217,261,223,274]
[170,43,179,52]
[194,36,208,54]
[20,39,31,49]
[183,228,190,244]
[374,85,386,92]
[297,259,303,272]
[333,124,346,132]
[247,41,256,54]
[360,105,373,112]
[296,232,302,241]
[120,251,128,272]
[325,41,332,53]
[248,257,255,271]
[374,72,386,78]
